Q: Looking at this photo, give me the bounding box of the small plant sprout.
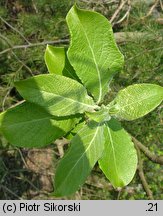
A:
[0,5,163,197]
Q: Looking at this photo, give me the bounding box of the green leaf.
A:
[86,105,111,123]
[15,74,98,117]
[44,45,65,75]
[99,119,137,187]
[66,5,124,103]
[44,45,79,80]
[66,120,85,140]
[0,102,79,148]
[54,121,104,196]
[112,84,163,120]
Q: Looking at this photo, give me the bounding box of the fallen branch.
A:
[110,0,128,24]
[0,39,69,55]
[160,0,163,10]
[0,34,33,75]
[141,0,159,20]
[0,32,162,55]
[132,136,163,165]
[0,185,23,200]
[136,146,154,200]
[114,31,162,43]
[127,46,163,61]
[55,138,69,158]
[0,15,30,44]
[115,0,131,25]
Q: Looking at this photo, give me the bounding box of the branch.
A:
[55,138,69,158]
[114,31,162,43]
[115,0,131,25]
[127,46,163,61]
[132,136,163,165]
[135,146,154,200]
[141,0,159,20]
[0,39,69,55]
[0,34,33,75]
[160,0,163,10]
[1,32,162,56]
[110,0,128,24]
[0,15,30,44]
[0,185,22,200]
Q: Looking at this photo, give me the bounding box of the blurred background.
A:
[0,0,163,200]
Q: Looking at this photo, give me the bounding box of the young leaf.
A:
[86,105,111,123]
[0,102,79,148]
[15,74,98,117]
[66,5,124,103]
[54,121,104,196]
[44,45,65,75]
[44,45,79,80]
[112,84,163,120]
[99,119,137,187]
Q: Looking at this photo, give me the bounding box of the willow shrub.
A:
[0,5,162,196]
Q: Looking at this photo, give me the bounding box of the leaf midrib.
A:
[21,85,97,109]
[56,125,100,191]
[119,91,161,110]
[3,116,52,128]
[106,125,121,183]
[76,15,102,104]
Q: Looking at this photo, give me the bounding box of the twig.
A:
[141,0,159,20]
[110,0,127,24]
[11,100,25,108]
[55,138,70,158]
[1,30,162,56]
[115,0,131,24]
[146,0,159,16]
[0,33,34,75]
[115,31,162,43]
[0,185,23,200]
[0,39,69,55]
[32,0,38,14]
[132,137,163,165]
[16,148,28,169]
[156,18,163,24]
[135,146,154,200]
[0,33,12,46]
[0,15,30,44]
[160,0,163,10]
[1,31,162,56]
[117,189,122,200]
[127,46,163,61]
[2,88,12,111]
[102,0,118,4]
[12,51,34,76]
